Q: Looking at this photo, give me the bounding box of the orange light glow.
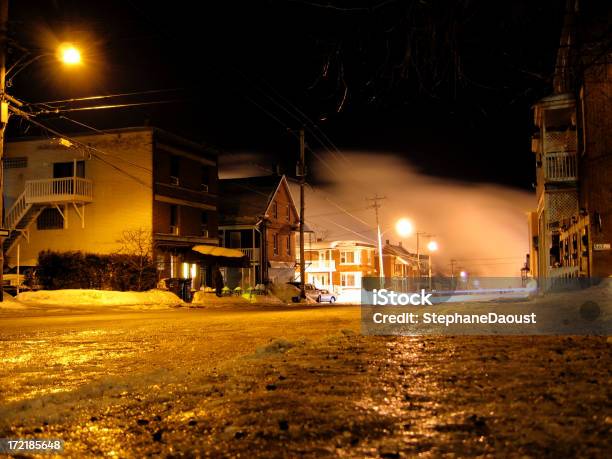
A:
[58,43,82,65]
[395,218,414,237]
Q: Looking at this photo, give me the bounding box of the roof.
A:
[219,174,292,225]
[384,243,428,262]
[306,240,376,250]
[7,126,219,156]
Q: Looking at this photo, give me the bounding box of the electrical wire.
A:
[25,87,184,107]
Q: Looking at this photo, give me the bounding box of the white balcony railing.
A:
[240,248,261,262]
[305,260,336,272]
[25,177,94,204]
[5,177,94,230]
[544,151,578,182]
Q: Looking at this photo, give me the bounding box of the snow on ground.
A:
[0,293,28,310]
[15,289,183,308]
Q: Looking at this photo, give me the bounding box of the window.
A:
[169,205,178,234]
[170,155,180,184]
[341,272,358,287]
[37,208,64,230]
[286,235,291,255]
[201,211,209,237]
[272,201,278,219]
[4,157,27,169]
[273,233,279,255]
[340,250,359,264]
[201,166,210,192]
[286,204,291,222]
[229,232,241,248]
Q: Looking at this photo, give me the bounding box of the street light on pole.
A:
[426,239,438,290]
[0,5,84,300]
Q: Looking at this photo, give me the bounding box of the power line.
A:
[26,87,184,106]
[323,219,377,244]
[34,99,183,115]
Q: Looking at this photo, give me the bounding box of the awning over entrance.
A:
[193,245,244,258]
[191,245,250,267]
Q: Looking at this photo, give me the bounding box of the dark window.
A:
[272,202,278,219]
[170,205,178,226]
[4,157,27,169]
[286,204,291,222]
[170,155,180,182]
[273,233,279,255]
[53,161,84,178]
[201,166,209,189]
[201,212,209,236]
[37,208,64,230]
[230,232,241,248]
[286,235,291,255]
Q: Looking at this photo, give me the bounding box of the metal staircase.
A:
[3,177,94,254]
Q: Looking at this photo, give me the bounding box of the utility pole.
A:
[367,194,386,281]
[0,0,9,302]
[298,128,306,299]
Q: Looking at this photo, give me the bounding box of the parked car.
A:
[286,282,337,303]
[316,289,337,303]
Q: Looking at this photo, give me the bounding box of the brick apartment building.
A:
[528,1,612,280]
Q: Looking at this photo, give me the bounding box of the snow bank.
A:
[0,292,28,309]
[15,289,183,307]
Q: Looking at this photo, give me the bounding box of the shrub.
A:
[35,250,157,291]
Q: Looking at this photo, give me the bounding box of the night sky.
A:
[9,0,566,189]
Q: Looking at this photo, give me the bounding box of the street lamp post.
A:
[0,0,81,300]
[426,239,438,290]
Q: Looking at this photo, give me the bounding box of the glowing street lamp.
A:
[395,218,414,238]
[57,43,82,65]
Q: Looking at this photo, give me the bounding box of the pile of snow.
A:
[0,292,28,309]
[15,289,183,307]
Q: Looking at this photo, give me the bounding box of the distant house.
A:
[301,240,377,302]
[3,127,231,289]
[218,175,299,287]
[379,240,428,279]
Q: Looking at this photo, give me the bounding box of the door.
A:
[53,161,84,193]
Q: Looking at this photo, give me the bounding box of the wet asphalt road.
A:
[0,304,358,405]
[0,305,610,457]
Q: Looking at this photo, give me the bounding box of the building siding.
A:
[5,130,154,266]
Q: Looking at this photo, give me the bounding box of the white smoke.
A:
[221,150,535,277]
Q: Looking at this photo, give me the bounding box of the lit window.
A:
[341,273,356,287]
[340,251,355,264]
